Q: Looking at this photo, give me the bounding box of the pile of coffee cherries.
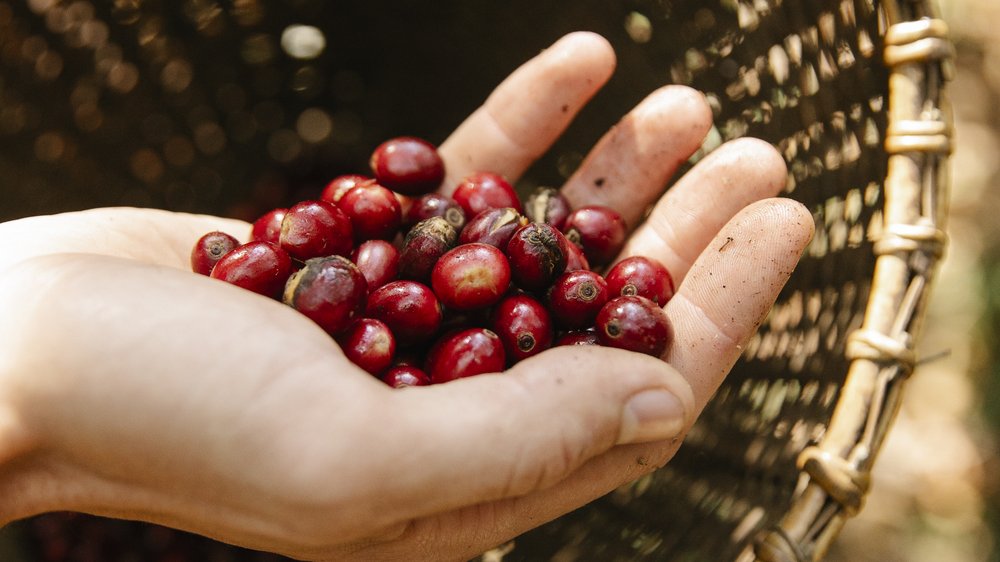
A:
[191,137,675,387]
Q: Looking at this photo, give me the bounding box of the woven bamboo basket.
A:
[0,0,951,560]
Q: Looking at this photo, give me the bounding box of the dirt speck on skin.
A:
[594,177,606,188]
[556,377,564,385]
[561,104,569,113]
[719,236,734,251]
[636,456,649,466]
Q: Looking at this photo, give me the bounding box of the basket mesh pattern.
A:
[0,0,949,560]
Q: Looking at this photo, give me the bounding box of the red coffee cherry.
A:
[351,239,400,292]
[191,231,240,276]
[381,365,431,388]
[370,136,445,196]
[210,241,293,299]
[431,243,511,311]
[337,318,396,376]
[563,239,591,272]
[399,217,458,282]
[427,328,506,383]
[404,193,466,232]
[547,270,609,329]
[283,256,368,336]
[279,200,354,261]
[563,206,627,267]
[367,280,443,345]
[249,208,287,245]
[452,172,522,217]
[604,256,675,305]
[523,186,571,231]
[321,174,374,204]
[459,207,528,248]
[595,295,672,357]
[491,294,554,363]
[336,182,402,242]
[505,223,569,292]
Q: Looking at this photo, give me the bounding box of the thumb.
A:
[383,345,694,520]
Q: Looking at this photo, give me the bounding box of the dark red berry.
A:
[283,256,368,335]
[249,208,288,245]
[459,207,528,248]
[556,330,601,346]
[604,256,675,305]
[336,182,402,241]
[191,231,240,275]
[431,243,511,311]
[563,206,627,267]
[564,239,591,272]
[381,365,431,388]
[427,328,506,383]
[491,294,554,363]
[367,280,442,345]
[595,296,672,357]
[399,217,458,282]
[351,239,399,291]
[505,223,569,291]
[370,136,445,196]
[404,193,467,232]
[337,318,396,376]
[547,270,609,329]
[452,172,522,217]
[211,241,293,299]
[321,174,374,204]
[524,186,572,231]
[279,200,354,261]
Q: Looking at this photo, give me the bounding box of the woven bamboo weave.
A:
[0,0,951,560]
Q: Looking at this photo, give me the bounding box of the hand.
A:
[0,32,813,561]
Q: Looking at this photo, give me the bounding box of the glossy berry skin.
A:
[370,136,445,196]
[596,296,672,357]
[505,223,569,292]
[491,294,554,363]
[249,208,288,245]
[427,328,506,384]
[431,243,511,311]
[452,172,522,217]
[563,240,591,272]
[381,365,431,388]
[404,193,466,232]
[351,240,399,291]
[556,330,601,346]
[459,207,528,248]
[211,241,293,299]
[547,270,609,329]
[191,231,240,276]
[283,256,368,335]
[604,256,675,305]
[279,200,354,261]
[524,186,572,231]
[563,206,627,267]
[337,182,402,241]
[321,174,374,204]
[367,280,443,345]
[399,217,458,282]
[337,318,396,376]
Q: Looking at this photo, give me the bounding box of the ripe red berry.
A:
[547,270,609,329]
[427,328,506,383]
[505,223,569,291]
[337,318,396,376]
[524,186,571,231]
[321,174,374,204]
[452,172,522,217]
[595,296,672,357]
[459,207,528,248]
[431,243,511,311]
[491,294,554,363]
[283,256,368,335]
[604,256,675,305]
[351,239,400,291]
[336,182,402,241]
[367,280,443,345]
[563,206,627,267]
[556,330,601,346]
[279,200,354,261]
[191,231,240,276]
[210,241,293,299]
[399,217,458,282]
[249,208,288,245]
[381,365,431,388]
[404,193,466,232]
[370,136,445,196]
[564,239,591,272]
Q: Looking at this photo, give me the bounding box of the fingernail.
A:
[618,389,686,445]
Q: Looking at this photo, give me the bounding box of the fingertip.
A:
[747,197,816,249]
[548,31,617,78]
[715,138,790,197]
